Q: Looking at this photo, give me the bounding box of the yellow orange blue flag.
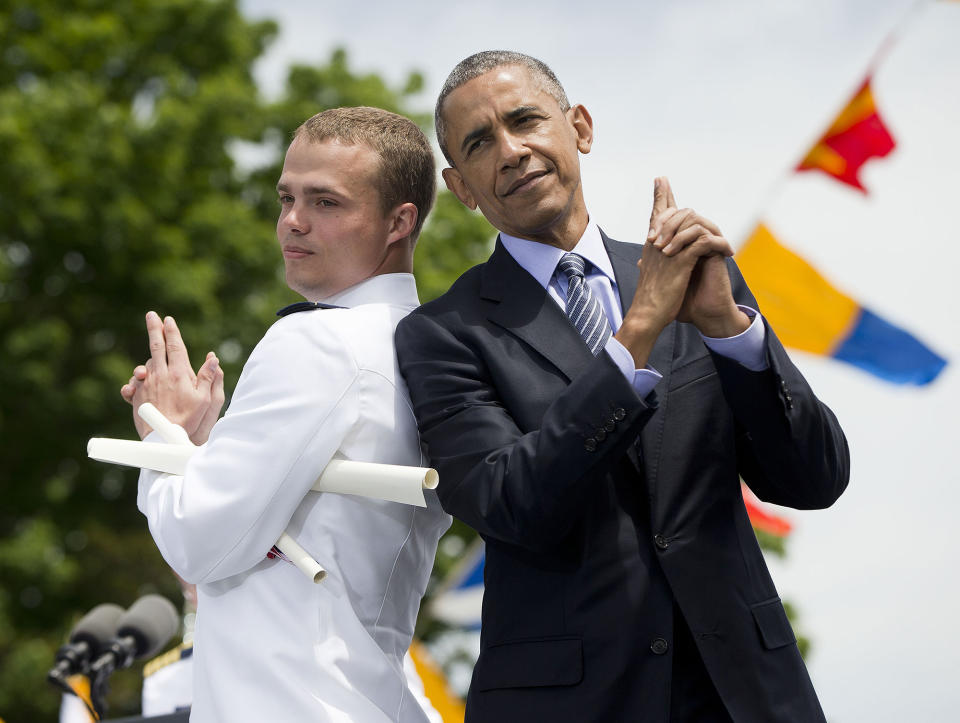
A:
[737,223,946,385]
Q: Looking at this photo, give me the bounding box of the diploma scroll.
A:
[86,441,439,507]
[137,403,192,446]
[312,460,438,506]
[274,532,326,584]
[90,404,438,583]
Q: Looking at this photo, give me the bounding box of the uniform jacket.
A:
[138,273,451,723]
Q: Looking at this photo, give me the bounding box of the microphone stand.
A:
[88,635,142,719]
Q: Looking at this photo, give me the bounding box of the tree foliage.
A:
[0,1,492,718]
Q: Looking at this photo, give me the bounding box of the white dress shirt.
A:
[137,273,451,722]
[500,221,768,397]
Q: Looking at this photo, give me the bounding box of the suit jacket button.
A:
[654,534,669,550]
[650,638,669,655]
[584,438,597,452]
[613,408,626,421]
[604,419,615,432]
[595,429,607,442]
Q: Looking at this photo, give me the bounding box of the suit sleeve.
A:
[137,314,360,583]
[716,258,850,509]
[396,311,657,552]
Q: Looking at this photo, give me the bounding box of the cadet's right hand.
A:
[120,311,224,444]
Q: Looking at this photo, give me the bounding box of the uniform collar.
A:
[319,273,420,310]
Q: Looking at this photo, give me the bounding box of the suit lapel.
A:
[603,232,675,487]
[481,238,595,382]
[481,233,677,489]
[605,233,641,320]
[603,233,675,377]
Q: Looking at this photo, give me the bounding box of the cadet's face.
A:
[276,139,393,300]
[440,65,593,247]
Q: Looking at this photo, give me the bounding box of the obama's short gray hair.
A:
[435,51,570,165]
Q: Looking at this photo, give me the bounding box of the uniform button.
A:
[584,438,597,452]
[613,408,626,421]
[604,419,615,432]
[650,638,669,655]
[785,394,793,403]
[654,534,669,550]
[595,429,607,442]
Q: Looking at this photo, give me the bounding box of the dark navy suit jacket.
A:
[396,233,849,722]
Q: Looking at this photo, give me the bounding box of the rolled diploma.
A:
[85,440,438,507]
[311,460,438,507]
[100,403,326,583]
[275,532,326,584]
[87,438,193,475]
[88,405,439,583]
[136,403,192,446]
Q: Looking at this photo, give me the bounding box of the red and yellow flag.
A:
[796,78,895,192]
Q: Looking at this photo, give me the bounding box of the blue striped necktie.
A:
[557,253,612,356]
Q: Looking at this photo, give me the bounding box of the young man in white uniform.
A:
[121,107,451,722]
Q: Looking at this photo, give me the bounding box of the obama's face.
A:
[439,65,593,248]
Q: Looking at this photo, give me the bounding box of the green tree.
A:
[415,191,495,303]
[0,1,492,718]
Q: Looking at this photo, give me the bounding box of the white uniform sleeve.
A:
[137,313,359,584]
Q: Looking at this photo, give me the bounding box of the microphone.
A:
[47,603,125,682]
[89,594,180,678]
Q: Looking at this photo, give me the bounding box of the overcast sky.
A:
[240,1,960,719]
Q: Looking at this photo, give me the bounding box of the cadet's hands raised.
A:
[120,312,224,444]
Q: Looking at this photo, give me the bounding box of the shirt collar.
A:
[320,273,420,310]
[499,220,615,289]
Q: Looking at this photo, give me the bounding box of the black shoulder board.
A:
[276,301,344,317]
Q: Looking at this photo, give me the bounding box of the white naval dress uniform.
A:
[137,273,451,722]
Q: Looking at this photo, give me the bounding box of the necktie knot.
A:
[557,253,587,280]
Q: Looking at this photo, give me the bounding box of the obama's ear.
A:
[568,104,594,155]
[442,167,477,210]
